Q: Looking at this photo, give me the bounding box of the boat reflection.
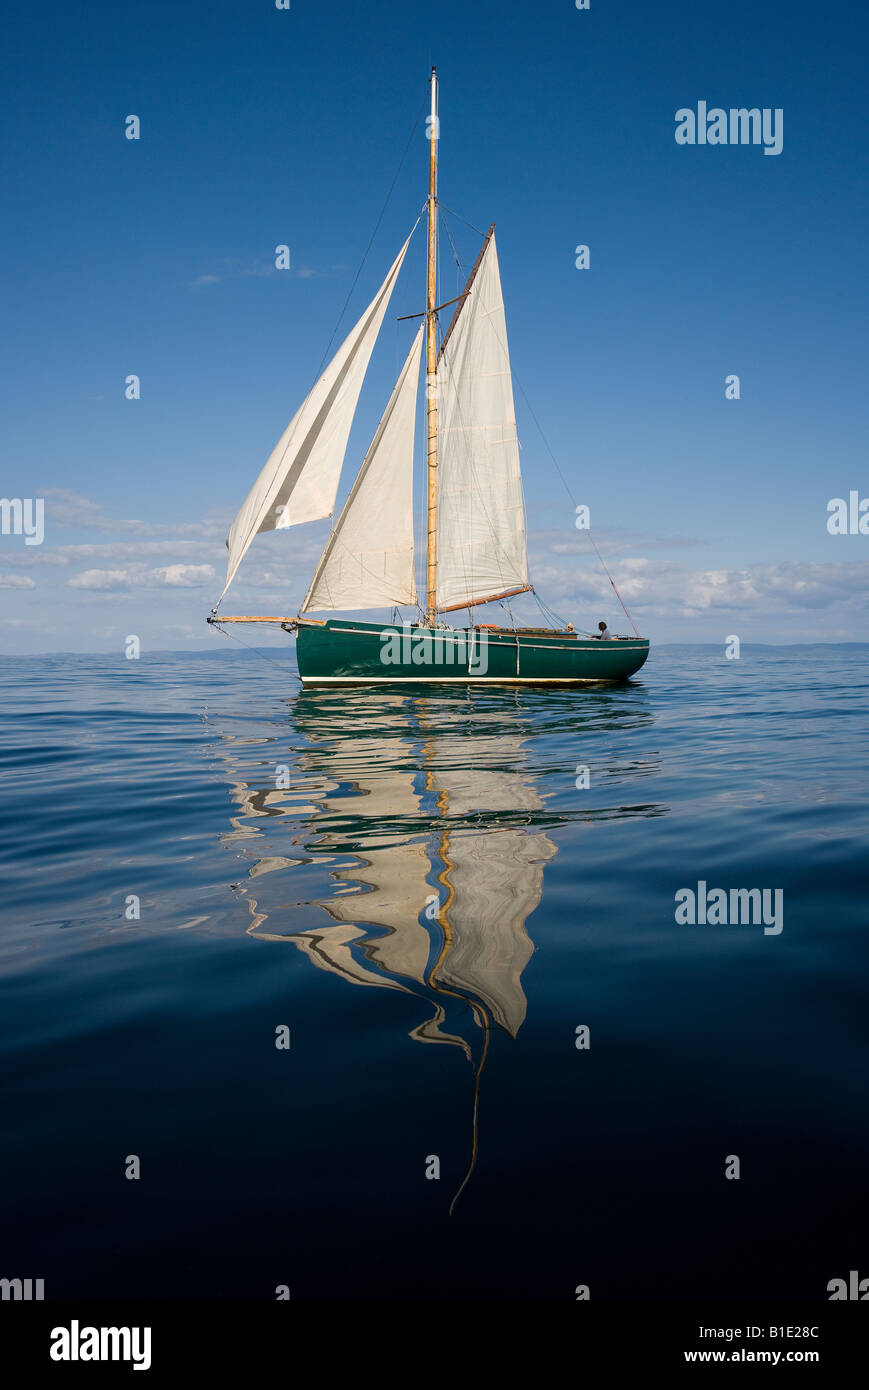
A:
[217,685,662,1206]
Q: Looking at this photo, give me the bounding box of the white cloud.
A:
[187,258,339,289]
[66,563,216,592]
[68,569,132,591]
[152,564,215,587]
[531,554,869,617]
[17,485,869,647]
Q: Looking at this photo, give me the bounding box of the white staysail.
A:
[300,324,423,614]
[434,234,528,611]
[220,233,412,598]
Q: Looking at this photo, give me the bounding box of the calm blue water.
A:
[1,644,867,1300]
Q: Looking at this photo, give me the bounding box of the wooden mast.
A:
[425,67,439,627]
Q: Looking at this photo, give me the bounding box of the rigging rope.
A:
[437,202,488,239]
[509,370,641,637]
[314,91,429,379]
[208,619,297,678]
[432,216,640,637]
[533,591,569,630]
[439,208,464,279]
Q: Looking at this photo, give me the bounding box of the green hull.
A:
[295,619,649,686]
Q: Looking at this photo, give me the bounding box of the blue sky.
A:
[1,0,867,651]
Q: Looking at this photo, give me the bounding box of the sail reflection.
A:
[279,702,554,1042]
[215,685,663,1205]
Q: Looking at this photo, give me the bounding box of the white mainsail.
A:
[300,324,423,614]
[220,233,412,598]
[434,234,528,611]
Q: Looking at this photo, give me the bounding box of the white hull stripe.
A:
[299,675,621,685]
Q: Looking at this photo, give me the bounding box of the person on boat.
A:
[595,621,614,640]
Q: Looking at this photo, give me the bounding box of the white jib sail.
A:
[435,234,528,610]
[300,324,423,614]
[220,233,412,598]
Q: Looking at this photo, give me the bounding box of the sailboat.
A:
[208,70,650,687]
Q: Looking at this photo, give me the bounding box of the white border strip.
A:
[299,675,617,685]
